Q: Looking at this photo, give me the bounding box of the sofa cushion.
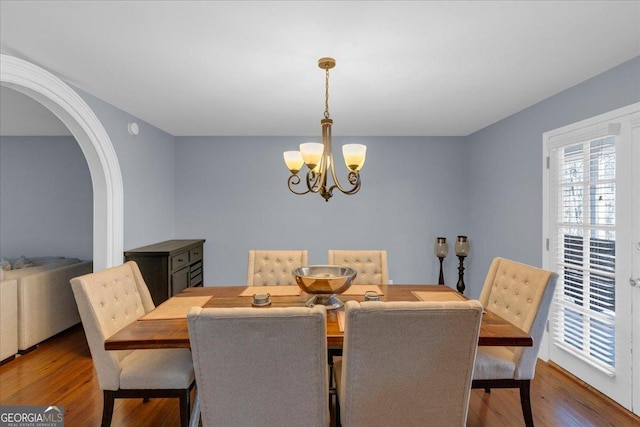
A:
[12,256,34,269]
[1,258,79,281]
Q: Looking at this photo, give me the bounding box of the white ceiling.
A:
[1,1,639,137]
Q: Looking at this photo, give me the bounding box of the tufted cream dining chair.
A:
[187,305,329,426]
[334,300,483,427]
[246,249,308,286]
[71,261,195,427]
[327,250,388,285]
[472,257,558,427]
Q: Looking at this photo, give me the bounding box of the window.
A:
[550,135,617,373]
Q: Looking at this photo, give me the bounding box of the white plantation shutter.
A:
[549,132,617,375]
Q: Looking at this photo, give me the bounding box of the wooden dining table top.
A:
[104,284,532,351]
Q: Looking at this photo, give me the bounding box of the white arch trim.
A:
[1,53,123,271]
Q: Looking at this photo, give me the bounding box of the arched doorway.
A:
[0,53,123,271]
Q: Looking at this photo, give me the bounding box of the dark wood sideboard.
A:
[124,239,205,306]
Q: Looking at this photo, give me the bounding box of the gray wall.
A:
[0,136,92,259]
[2,56,637,289]
[74,87,177,253]
[464,55,640,298]
[175,136,468,285]
[0,88,177,263]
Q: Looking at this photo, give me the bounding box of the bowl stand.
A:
[304,294,344,310]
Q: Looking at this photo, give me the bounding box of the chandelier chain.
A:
[324,67,330,119]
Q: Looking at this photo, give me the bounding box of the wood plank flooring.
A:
[1,325,638,426]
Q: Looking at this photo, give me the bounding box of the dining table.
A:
[105,284,532,351]
[105,283,532,427]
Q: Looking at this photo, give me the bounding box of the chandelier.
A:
[283,57,366,202]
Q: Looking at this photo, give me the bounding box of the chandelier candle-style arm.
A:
[284,57,367,202]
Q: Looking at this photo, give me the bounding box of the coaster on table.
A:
[140,295,212,320]
[238,285,301,297]
[341,285,384,296]
[411,290,467,302]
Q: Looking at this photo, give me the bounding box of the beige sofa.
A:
[0,257,93,356]
[0,278,18,362]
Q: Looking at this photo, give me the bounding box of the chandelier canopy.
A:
[284,57,366,202]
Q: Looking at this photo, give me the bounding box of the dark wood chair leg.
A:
[329,389,335,415]
[102,385,194,426]
[519,380,534,427]
[179,389,190,427]
[101,390,115,427]
[328,348,340,419]
[143,397,150,403]
[335,393,341,427]
[329,365,336,408]
[484,387,491,393]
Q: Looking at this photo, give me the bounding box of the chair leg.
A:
[329,366,336,408]
[484,387,491,393]
[335,393,341,427]
[179,389,191,427]
[189,388,200,427]
[519,380,534,427]
[328,349,339,417]
[101,390,115,427]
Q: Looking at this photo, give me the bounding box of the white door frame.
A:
[542,102,640,412]
[631,111,640,415]
[0,53,123,271]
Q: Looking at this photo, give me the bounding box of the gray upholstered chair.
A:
[472,257,558,427]
[334,300,483,427]
[327,250,388,285]
[70,261,195,427]
[187,305,329,426]
[246,249,308,285]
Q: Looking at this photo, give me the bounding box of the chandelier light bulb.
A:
[299,142,324,170]
[342,144,366,171]
[283,151,304,174]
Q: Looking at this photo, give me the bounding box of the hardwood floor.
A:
[1,325,638,427]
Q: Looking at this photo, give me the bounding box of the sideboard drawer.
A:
[190,247,203,262]
[172,251,189,272]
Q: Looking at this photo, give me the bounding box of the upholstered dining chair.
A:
[187,305,329,427]
[327,250,388,285]
[70,261,195,427]
[334,300,483,427]
[246,249,308,285]
[472,257,558,427]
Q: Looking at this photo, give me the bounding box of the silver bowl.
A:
[292,265,357,309]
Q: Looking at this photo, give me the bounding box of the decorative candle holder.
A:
[433,237,448,285]
[455,236,469,294]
